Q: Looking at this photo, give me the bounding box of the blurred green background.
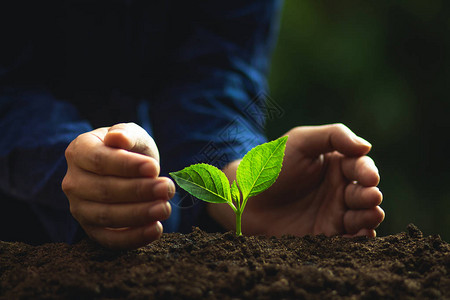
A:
[267,0,450,241]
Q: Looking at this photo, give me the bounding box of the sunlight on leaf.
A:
[236,136,288,200]
[170,163,231,204]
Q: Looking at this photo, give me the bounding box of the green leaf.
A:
[169,163,231,204]
[230,180,240,204]
[236,136,288,200]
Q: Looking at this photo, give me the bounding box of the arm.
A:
[0,3,90,244]
[0,88,92,243]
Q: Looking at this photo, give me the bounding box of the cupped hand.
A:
[62,123,175,249]
[213,123,384,238]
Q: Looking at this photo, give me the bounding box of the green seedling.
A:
[169,136,288,236]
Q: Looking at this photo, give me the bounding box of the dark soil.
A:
[1,224,449,300]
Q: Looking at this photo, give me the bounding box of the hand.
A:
[210,123,384,237]
[62,123,175,249]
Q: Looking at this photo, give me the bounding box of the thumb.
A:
[104,123,160,162]
[289,123,372,158]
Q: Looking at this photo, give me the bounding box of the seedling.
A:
[170,136,288,236]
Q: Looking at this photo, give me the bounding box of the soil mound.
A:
[1,224,449,299]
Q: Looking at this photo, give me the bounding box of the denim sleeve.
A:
[151,0,283,232]
[0,88,92,244]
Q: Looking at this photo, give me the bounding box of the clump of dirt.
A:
[1,224,449,299]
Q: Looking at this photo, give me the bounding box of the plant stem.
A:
[236,211,242,236]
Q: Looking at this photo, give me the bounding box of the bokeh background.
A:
[267,0,450,241]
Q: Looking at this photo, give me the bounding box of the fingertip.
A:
[371,170,381,186]
[152,179,176,200]
[148,200,172,221]
[375,205,385,224]
[342,156,380,188]
[332,124,371,156]
[353,136,372,150]
[156,221,163,234]
[88,223,164,250]
[104,128,132,150]
[159,177,176,200]
[139,158,160,177]
[163,201,172,219]
[374,187,383,206]
[365,206,385,229]
[344,206,385,235]
[366,187,383,207]
[144,221,163,241]
[167,179,176,199]
[362,168,380,187]
[347,137,371,157]
[345,185,382,210]
[359,229,376,238]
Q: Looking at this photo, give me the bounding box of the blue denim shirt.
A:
[0,0,282,244]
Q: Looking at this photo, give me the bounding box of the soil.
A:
[1,224,449,300]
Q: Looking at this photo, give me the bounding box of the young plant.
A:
[169,136,288,236]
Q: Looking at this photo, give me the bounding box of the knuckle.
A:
[135,179,147,202]
[69,202,80,221]
[97,205,111,227]
[121,154,133,177]
[90,149,105,174]
[332,123,347,132]
[111,122,128,130]
[65,134,83,160]
[97,178,111,203]
[61,176,70,193]
[346,184,358,203]
[131,205,147,224]
[290,126,302,136]
[140,144,151,156]
[69,201,91,227]
[61,175,74,195]
[351,184,360,198]
[64,144,74,161]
